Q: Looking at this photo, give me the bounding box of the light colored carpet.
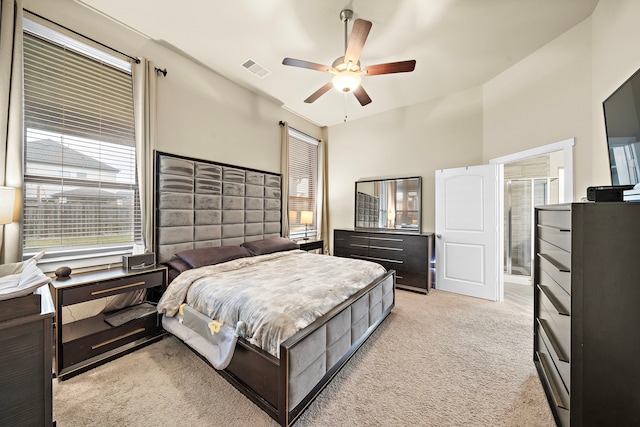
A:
[53,289,555,426]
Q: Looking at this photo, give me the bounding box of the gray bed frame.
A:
[155,151,396,426]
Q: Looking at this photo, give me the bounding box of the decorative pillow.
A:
[175,245,252,269]
[167,258,192,274]
[241,237,299,256]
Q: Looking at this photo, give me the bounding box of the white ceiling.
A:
[77,0,599,127]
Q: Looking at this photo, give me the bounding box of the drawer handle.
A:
[537,284,570,316]
[369,245,403,252]
[537,253,570,273]
[350,244,368,249]
[537,318,569,363]
[91,281,146,296]
[368,237,403,242]
[352,255,403,264]
[91,328,146,349]
[536,351,569,410]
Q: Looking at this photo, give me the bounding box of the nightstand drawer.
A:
[61,313,160,370]
[61,270,166,305]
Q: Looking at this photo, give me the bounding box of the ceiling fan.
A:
[282,9,416,106]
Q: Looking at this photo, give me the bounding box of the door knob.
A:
[436,234,442,239]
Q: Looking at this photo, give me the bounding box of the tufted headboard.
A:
[155,151,282,263]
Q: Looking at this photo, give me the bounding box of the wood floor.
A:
[504,282,533,307]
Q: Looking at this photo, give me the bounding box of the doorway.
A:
[490,138,574,301]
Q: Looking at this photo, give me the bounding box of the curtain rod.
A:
[25,9,140,64]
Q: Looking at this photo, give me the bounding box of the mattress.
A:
[157,250,386,357]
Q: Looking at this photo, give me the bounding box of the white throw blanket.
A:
[158,250,386,357]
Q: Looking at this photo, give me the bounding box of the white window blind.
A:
[288,128,318,239]
[22,23,141,263]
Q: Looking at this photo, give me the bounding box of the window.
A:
[22,18,141,265]
[288,128,319,239]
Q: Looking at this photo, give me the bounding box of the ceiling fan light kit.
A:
[332,70,361,92]
[282,8,416,106]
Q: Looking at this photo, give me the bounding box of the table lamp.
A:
[0,187,16,224]
[300,210,313,241]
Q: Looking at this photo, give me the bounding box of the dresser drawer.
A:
[538,253,571,296]
[539,271,571,316]
[335,246,369,259]
[537,209,571,231]
[367,248,426,272]
[538,240,571,275]
[334,230,369,246]
[61,270,166,305]
[395,270,428,290]
[538,225,571,253]
[537,318,570,391]
[367,233,425,249]
[537,285,570,361]
[61,313,160,369]
[536,349,570,427]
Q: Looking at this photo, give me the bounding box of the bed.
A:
[154,152,396,426]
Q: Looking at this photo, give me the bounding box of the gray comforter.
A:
[157,250,386,357]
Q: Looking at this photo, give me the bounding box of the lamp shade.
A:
[300,210,313,225]
[0,187,16,224]
[332,71,361,92]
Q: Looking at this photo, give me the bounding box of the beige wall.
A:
[24,0,321,176]
[591,0,640,189]
[482,18,593,200]
[327,86,484,234]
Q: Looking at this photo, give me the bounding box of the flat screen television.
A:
[355,176,421,233]
[603,67,640,186]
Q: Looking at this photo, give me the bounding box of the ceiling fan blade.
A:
[282,58,331,72]
[363,60,416,76]
[304,82,334,103]
[344,19,372,66]
[353,85,372,106]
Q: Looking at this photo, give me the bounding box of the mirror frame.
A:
[354,176,422,233]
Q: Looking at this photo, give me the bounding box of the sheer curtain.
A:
[133,58,158,252]
[317,138,329,254]
[280,121,290,237]
[0,0,23,263]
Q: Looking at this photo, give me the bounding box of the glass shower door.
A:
[504,178,548,278]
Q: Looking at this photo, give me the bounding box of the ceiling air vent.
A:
[241,59,271,79]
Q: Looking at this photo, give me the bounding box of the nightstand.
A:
[0,287,54,426]
[51,265,167,380]
[297,239,324,253]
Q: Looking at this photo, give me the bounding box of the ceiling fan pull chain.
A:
[344,93,348,123]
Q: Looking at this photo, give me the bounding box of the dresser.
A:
[534,202,640,426]
[0,286,54,426]
[334,229,434,293]
[51,266,168,380]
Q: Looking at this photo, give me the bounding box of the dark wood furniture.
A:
[534,202,640,426]
[0,287,54,426]
[334,229,434,293]
[297,238,323,253]
[51,266,167,380]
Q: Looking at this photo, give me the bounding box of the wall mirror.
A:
[355,176,421,233]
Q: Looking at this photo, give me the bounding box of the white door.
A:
[435,164,503,301]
